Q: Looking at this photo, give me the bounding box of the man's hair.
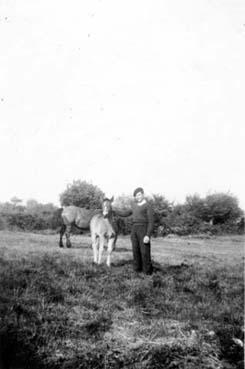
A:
[133,187,144,197]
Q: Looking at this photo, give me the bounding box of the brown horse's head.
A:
[102,197,114,218]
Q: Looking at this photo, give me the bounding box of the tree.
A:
[148,194,172,227]
[185,194,207,220]
[8,197,25,213]
[148,194,172,217]
[204,193,243,224]
[26,199,57,214]
[10,196,22,207]
[26,199,39,213]
[59,180,104,208]
[113,194,133,210]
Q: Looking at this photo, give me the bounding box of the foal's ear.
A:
[110,196,114,203]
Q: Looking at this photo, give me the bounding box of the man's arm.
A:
[146,205,154,237]
[113,208,133,217]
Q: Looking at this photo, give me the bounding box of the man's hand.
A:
[143,235,150,244]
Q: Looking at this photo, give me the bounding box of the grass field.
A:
[0,231,244,368]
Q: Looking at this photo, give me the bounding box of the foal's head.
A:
[102,197,114,218]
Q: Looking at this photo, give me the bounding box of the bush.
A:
[0,215,7,230]
[6,213,47,231]
[113,215,133,235]
[159,193,244,236]
[0,190,243,236]
[113,195,134,235]
[148,194,173,236]
[0,209,62,232]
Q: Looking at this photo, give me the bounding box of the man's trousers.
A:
[130,224,153,275]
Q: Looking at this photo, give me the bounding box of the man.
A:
[116,187,154,275]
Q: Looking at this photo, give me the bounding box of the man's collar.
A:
[136,199,146,206]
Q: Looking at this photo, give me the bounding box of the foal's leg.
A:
[65,224,72,248]
[106,237,114,267]
[59,224,66,247]
[91,234,99,263]
[98,237,104,265]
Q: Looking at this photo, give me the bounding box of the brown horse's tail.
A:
[52,207,64,228]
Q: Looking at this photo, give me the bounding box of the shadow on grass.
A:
[114,247,130,252]
[67,245,130,252]
[111,259,191,274]
[61,242,92,249]
[111,259,133,268]
[0,328,46,369]
[152,261,191,274]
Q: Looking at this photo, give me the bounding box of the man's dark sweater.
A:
[116,202,154,237]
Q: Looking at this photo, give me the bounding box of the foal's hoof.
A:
[59,244,64,248]
[67,244,72,248]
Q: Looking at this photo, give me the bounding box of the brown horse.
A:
[90,197,118,267]
[59,206,100,248]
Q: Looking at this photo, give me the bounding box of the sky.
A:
[0,0,245,209]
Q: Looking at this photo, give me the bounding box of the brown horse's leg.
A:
[112,234,117,251]
[65,225,72,248]
[59,224,66,247]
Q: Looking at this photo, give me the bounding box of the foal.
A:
[90,197,117,267]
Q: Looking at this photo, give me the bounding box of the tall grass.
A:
[0,233,244,368]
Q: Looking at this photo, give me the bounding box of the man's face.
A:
[135,192,144,203]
